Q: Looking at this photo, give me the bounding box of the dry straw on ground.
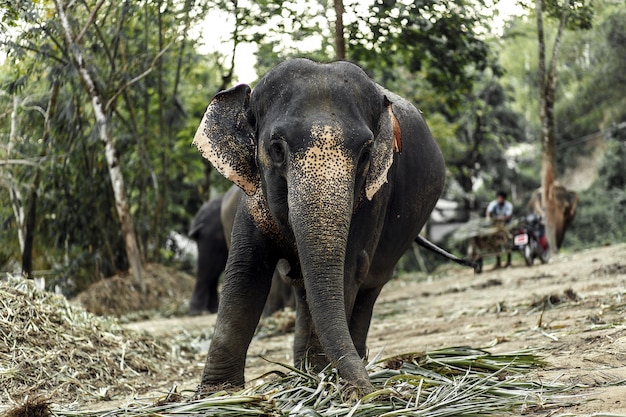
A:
[76,264,195,319]
[0,274,589,416]
[8,347,583,417]
[0,277,179,405]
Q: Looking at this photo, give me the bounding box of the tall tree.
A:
[535,0,592,252]
[20,81,59,278]
[53,0,144,291]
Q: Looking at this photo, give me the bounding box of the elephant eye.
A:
[359,141,373,166]
[269,140,287,166]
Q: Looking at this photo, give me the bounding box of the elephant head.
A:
[529,183,579,249]
[193,59,406,392]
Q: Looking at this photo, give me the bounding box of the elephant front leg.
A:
[200,222,275,389]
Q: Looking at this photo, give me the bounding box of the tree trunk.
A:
[54,0,145,292]
[8,95,26,254]
[21,81,59,279]
[152,0,167,261]
[334,0,346,60]
[536,0,569,254]
[21,174,37,278]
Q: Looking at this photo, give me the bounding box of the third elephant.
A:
[528,184,578,250]
[188,185,294,316]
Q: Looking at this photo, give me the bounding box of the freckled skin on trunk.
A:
[287,148,373,392]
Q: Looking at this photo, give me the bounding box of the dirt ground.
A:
[120,243,626,416]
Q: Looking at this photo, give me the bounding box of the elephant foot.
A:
[207,297,219,314]
[193,382,237,399]
[188,306,204,316]
[343,379,374,402]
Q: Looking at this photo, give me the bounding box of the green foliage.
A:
[498,0,624,178]
[555,4,626,168]
[347,0,495,111]
[0,0,223,291]
[541,0,593,30]
[448,76,529,194]
[233,0,335,76]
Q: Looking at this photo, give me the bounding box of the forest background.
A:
[1,0,624,295]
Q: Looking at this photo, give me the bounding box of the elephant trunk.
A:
[287,156,373,394]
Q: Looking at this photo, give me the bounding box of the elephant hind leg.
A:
[293,287,327,372]
[349,285,384,359]
[263,260,294,317]
[190,239,228,315]
[203,250,227,314]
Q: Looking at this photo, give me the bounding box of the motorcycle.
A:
[512,214,550,266]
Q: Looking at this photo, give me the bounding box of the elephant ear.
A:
[193,84,260,196]
[365,96,402,200]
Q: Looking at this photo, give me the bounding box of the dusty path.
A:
[126,243,626,415]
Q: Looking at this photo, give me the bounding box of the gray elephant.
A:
[193,59,470,395]
[187,192,228,314]
[188,186,294,316]
[528,184,578,250]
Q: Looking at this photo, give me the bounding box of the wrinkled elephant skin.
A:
[192,59,446,395]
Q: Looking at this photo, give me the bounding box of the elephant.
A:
[528,184,578,250]
[188,185,294,316]
[187,192,228,314]
[192,58,471,395]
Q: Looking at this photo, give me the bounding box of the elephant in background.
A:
[528,184,578,250]
[192,59,470,395]
[188,186,294,316]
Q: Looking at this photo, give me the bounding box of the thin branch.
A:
[105,40,174,112]
[536,0,546,93]
[5,40,68,65]
[0,159,42,167]
[218,1,239,91]
[75,0,106,44]
[334,0,346,60]
[19,104,47,117]
[83,0,123,78]
[172,0,195,98]
[40,22,72,62]
[547,5,570,88]
[55,0,145,291]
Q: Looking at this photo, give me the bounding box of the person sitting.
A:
[486,190,513,223]
[485,190,513,269]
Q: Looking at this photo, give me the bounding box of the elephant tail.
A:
[414,235,477,269]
